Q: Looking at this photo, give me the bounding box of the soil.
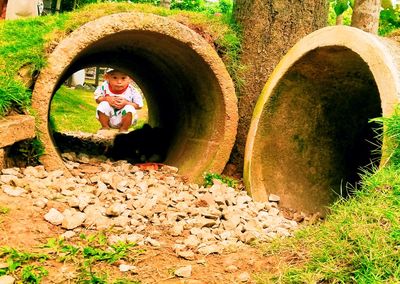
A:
[0,167,285,284]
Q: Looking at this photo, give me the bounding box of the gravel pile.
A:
[0,152,307,257]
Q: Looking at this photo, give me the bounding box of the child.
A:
[94,68,143,134]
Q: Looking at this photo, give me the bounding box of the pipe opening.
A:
[251,46,382,213]
[49,31,225,169]
[33,13,238,183]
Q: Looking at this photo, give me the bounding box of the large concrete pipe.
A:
[244,26,400,214]
[32,12,238,183]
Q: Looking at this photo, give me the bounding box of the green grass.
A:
[50,86,99,133]
[0,232,144,283]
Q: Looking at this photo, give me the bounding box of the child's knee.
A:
[122,105,136,114]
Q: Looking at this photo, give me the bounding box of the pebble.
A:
[0,275,15,284]
[174,265,192,278]
[0,154,303,258]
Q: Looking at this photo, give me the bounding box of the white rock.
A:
[238,272,250,282]
[106,203,127,217]
[44,208,64,225]
[0,275,15,284]
[170,223,184,236]
[145,237,161,247]
[33,197,48,209]
[268,194,280,202]
[61,231,76,239]
[174,265,192,278]
[197,244,222,255]
[2,185,25,197]
[224,265,238,272]
[62,212,86,230]
[119,264,136,272]
[184,235,200,248]
[177,250,195,260]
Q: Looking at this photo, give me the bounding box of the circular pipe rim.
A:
[244,25,400,204]
[32,12,238,182]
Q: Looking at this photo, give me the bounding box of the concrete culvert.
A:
[32,12,238,183]
[244,26,400,214]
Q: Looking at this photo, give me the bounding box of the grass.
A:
[50,86,99,133]
[0,232,144,283]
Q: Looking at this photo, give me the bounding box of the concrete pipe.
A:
[32,12,238,183]
[244,26,400,214]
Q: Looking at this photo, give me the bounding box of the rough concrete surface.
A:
[244,26,400,214]
[0,115,35,148]
[32,12,238,183]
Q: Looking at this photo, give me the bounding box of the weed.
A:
[0,206,9,214]
[203,172,238,188]
[21,265,48,284]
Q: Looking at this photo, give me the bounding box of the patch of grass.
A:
[203,171,239,188]
[0,232,144,283]
[43,232,145,283]
[50,86,99,133]
[0,206,9,215]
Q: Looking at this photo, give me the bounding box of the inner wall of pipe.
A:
[50,30,225,174]
[253,46,382,212]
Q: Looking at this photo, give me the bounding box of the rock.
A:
[170,223,184,236]
[184,235,200,248]
[33,197,48,209]
[197,244,222,255]
[238,272,250,282]
[119,264,136,272]
[61,212,86,230]
[224,265,238,273]
[268,194,280,202]
[44,208,64,225]
[145,237,161,247]
[2,185,26,197]
[61,231,76,239]
[106,203,127,217]
[174,265,192,278]
[1,168,20,176]
[0,275,15,284]
[177,250,195,260]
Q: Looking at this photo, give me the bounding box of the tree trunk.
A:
[351,0,381,34]
[230,0,329,173]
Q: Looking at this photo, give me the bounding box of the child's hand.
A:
[113,98,128,109]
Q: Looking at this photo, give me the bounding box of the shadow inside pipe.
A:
[254,46,382,213]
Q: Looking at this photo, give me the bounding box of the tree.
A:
[351,0,381,33]
[332,0,354,25]
[230,0,329,172]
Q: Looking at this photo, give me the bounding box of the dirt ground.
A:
[0,179,284,284]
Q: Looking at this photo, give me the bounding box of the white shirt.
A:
[94,81,144,108]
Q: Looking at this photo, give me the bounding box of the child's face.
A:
[105,71,131,92]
